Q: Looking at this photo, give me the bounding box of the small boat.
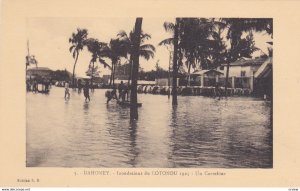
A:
[118,101,142,107]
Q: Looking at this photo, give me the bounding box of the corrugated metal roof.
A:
[221,57,267,67]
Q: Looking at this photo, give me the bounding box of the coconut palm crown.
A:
[69,28,88,87]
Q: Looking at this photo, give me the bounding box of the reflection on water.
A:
[26,87,272,168]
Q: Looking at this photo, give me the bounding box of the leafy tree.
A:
[158,18,181,105]
[50,70,71,82]
[159,19,219,87]
[221,18,273,96]
[85,38,110,87]
[104,38,128,86]
[117,30,155,84]
[69,28,88,87]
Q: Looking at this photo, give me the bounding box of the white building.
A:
[218,57,267,77]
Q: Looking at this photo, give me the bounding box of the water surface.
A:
[26,87,272,168]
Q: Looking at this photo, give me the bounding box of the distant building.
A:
[155,72,186,86]
[102,75,111,85]
[26,67,52,79]
[214,57,269,90]
[217,57,267,78]
[191,69,224,86]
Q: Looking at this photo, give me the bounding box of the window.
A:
[241,71,246,77]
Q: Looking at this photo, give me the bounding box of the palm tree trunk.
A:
[128,59,133,85]
[130,17,142,121]
[90,61,94,90]
[72,53,79,89]
[172,18,179,106]
[112,61,117,86]
[187,62,191,87]
[109,63,114,86]
[168,51,171,99]
[224,61,230,97]
[26,64,28,81]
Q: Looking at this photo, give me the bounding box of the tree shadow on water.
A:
[128,120,140,167]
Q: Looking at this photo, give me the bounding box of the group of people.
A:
[105,81,130,104]
[63,80,130,103]
[26,79,51,93]
[64,80,90,102]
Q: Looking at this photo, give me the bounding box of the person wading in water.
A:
[105,85,118,104]
[83,81,90,102]
[64,81,70,100]
[78,79,82,94]
[118,81,125,99]
[214,82,221,100]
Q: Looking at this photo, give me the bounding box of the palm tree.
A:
[69,28,88,88]
[221,18,273,96]
[158,19,180,105]
[105,38,127,86]
[180,18,220,86]
[85,38,110,89]
[117,30,155,84]
[160,18,226,87]
[130,18,143,120]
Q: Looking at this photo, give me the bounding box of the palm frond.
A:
[163,22,175,33]
[69,45,75,53]
[158,38,173,46]
[98,58,112,70]
[69,28,88,59]
[140,32,151,42]
[117,30,128,38]
[140,50,155,60]
[140,44,156,52]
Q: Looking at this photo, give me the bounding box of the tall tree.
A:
[179,18,220,86]
[158,19,182,105]
[172,19,180,105]
[221,18,273,96]
[69,28,88,88]
[130,18,143,120]
[85,38,110,88]
[105,38,127,86]
[117,30,155,84]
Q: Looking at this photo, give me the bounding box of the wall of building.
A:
[26,70,52,78]
[219,65,259,77]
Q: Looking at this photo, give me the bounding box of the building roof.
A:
[254,57,272,78]
[27,67,52,71]
[192,69,224,75]
[76,75,91,79]
[221,57,268,67]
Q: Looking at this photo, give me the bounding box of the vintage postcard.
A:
[0,0,299,188]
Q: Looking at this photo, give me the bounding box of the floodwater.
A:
[26,87,272,168]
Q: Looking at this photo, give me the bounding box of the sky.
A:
[27,18,272,77]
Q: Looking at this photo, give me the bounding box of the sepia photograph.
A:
[25,17,273,168]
